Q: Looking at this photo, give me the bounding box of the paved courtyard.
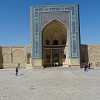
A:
[0,67,100,100]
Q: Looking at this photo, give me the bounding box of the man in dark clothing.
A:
[16,63,20,75]
[84,62,88,71]
[88,63,91,69]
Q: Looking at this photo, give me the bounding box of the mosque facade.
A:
[0,4,100,69]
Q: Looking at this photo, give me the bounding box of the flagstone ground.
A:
[0,67,100,100]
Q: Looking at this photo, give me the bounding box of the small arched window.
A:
[62,40,66,45]
[46,40,50,45]
[53,40,58,45]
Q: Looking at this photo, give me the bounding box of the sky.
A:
[0,0,100,46]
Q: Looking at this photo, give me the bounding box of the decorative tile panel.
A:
[30,4,80,59]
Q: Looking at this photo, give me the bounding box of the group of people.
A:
[15,62,92,75]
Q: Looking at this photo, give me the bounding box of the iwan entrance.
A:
[42,20,67,67]
[30,4,80,68]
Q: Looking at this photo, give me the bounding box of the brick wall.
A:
[81,44,100,67]
[0,46,26,68]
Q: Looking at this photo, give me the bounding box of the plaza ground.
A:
[0,67,100,100]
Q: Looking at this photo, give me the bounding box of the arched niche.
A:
[27,53,31,64]
[3,53,11,63]
[12,49,25,63]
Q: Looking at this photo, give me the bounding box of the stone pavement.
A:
[0,67,100,100]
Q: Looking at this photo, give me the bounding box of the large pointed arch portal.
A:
[42,20,67,67]
[30,4,80,68]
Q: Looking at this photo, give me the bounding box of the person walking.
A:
[88,62,91,69]
[84,62,88,71]
[16,63,20,75]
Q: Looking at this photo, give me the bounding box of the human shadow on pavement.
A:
[16,74,24,76]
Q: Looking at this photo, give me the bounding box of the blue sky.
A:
[0,0,100,46]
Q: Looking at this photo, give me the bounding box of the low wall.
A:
[81,44,100,67]
[0,46,26,68]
